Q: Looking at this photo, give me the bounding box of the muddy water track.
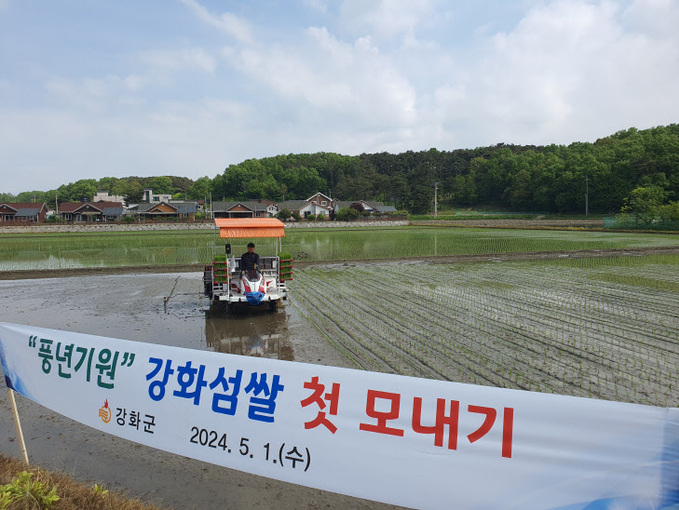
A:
[0,272,394,510]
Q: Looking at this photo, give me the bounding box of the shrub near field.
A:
[0,454,164,510]
[292,254,679,407]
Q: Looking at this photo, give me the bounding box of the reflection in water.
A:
[204,305,294,361]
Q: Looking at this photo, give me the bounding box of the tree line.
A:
[3,124,678,214]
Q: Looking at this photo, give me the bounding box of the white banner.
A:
[1,322,678,510]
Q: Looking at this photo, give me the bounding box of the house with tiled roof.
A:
[332,200,354,211]
[207,193,399,220]
[323,199,397,218]
[355,200,398,213]
[127,201,198,220]
[212,200,277,218]
[276,200,326,219]
[307,193,333,209]
[273,193,334,219]
[57,201,124,222]
[0,203,48,223]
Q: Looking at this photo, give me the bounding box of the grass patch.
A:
[537,253,679,269]
[587,273,679,292]
[409,213,540,221]
[0,454,165,510]
[470,280,517,291]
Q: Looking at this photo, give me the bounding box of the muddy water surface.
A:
[0,272,397,510]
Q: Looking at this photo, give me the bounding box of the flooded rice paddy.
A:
[2,227,679,271]
[1,251,679,508]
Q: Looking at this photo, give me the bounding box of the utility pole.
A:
[434,182,439,218]
[585,176,589,217]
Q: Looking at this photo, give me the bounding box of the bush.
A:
[336,207,360,221]
[277,209,292,221]
[658,202,679,223]
[306,214,315,221]
[0,471,59,509]
[121,216,136,223]
[0,454,165,510]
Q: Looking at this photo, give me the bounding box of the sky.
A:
[1,0,678,195]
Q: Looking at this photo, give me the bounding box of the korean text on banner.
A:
[1,322,678,510]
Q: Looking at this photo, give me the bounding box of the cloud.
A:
[140,47,216,74]
[339,0,436,43]
[43,75,148,113]
[0,109,101,193]
[623,0,679,36]
[303,0,327,13]
[222,25,416,129]
[0,98,258,194]
[179,0,253,44]
[429,0,679,146]
[41,45,215,114]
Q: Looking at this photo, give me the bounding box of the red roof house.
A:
[0,203,48,223]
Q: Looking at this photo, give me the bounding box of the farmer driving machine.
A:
[203,218,293,312]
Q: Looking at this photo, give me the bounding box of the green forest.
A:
[3,124,679,215]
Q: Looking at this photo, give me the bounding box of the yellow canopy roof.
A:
[215,218,286,239]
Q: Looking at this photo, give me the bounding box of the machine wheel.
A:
[269,300,279,312]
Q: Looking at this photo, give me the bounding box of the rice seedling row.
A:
[299,269,460,380]
[344,269,555,389]
[291,255,679,406]
[418,263,679,403]
[3,227,679,271]
[299,265,565,393]
[353,265,600,390]
[293,279,401,373]
[482,268,679,358]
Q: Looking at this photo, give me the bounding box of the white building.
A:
[93,192,126,205]
[143,189,172,203]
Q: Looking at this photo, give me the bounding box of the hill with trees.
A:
[2,124,678,214]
